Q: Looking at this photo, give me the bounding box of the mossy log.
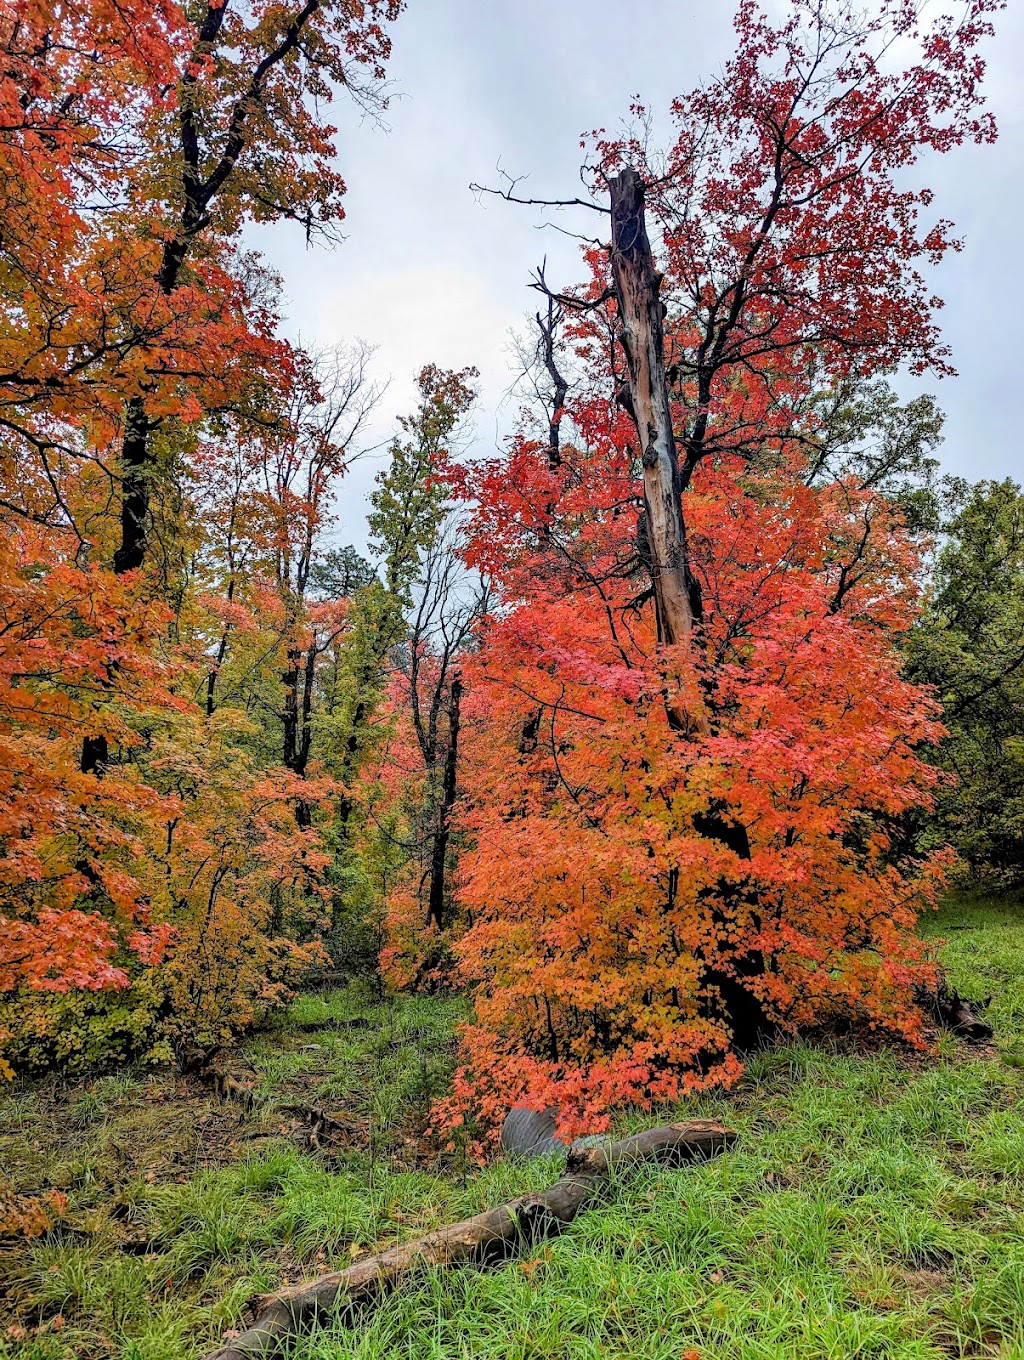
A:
[203,1118,736,1360]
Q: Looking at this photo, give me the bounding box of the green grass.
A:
[3,895,1024,1360]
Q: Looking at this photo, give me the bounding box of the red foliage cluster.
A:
[429,0,999,1146]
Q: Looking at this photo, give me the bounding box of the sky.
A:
[258,0,1024,551]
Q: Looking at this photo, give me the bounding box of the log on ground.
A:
[916,980,994,1041]
[203,1118,737,1360]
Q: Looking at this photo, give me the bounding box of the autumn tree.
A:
[0,0,405,1067]
[108,0,401,579]
[325,365,480,973]
[325,364,478,814]
[441,0,1000,1142]
[376,526,491,987]
[193,343,382,820]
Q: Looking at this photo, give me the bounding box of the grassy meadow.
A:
[2,893,1024,1360]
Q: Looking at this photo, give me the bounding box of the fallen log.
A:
[203,1118,736,1360]
[917,980,994,1042]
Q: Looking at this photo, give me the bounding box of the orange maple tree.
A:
[432,0,999,1144]
[0,0,403,1070]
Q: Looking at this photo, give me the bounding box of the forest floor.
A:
[2,893,1024,1360]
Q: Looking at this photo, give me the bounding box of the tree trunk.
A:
[202,1118,736,1360]
[82,249,176,769]
[610,168,771,1043]
[282,647,301,772]
[609,168,699,713]
[692,809,773,1050]
[537,291,567,470]
[426,674,462,929]
[282,639,316,827]
[113,234,185,575]
[113,396,152,575]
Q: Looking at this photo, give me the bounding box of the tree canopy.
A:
[0,0,1015,1150]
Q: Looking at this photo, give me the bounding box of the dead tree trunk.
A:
[609,168,773,1046]
[202,1118,736,1360]
[536,286,568,470]
[609,166,700,736]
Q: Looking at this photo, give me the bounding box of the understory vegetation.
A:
[2,896,1023,1360]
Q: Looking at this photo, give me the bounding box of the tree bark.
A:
[113,395,152,574]
[536,291,568,470]
[282,638,317,827]
[609,168,699,709]
[426,673,462,929]
[692,809,774,1049]
[202,1118,736,1360]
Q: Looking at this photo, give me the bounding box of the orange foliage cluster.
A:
[0,0,403,1077]
[441,440,949,1140]
[423,0,1000,1145]
[0,1186,68,1240]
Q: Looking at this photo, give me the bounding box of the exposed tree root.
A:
[202,1064,262,1112]
[202,1119,736,1360]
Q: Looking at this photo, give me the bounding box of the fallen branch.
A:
[203,1118,736,1360]
[917,980,994,1042]
[199,1063,351,1150]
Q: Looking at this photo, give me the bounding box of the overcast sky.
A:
[258,0,1024,551]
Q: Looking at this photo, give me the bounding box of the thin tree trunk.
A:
[207,628,230,717]
[282,639,317,828]
[282,647,301,772]
[335,699,368,831]
[537,291,567,469]
[298,641,316,775]
[426,674,462,929]
[207,578,236,716]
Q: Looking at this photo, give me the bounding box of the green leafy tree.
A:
[909,480,1024,885]
[318,365,478,965]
